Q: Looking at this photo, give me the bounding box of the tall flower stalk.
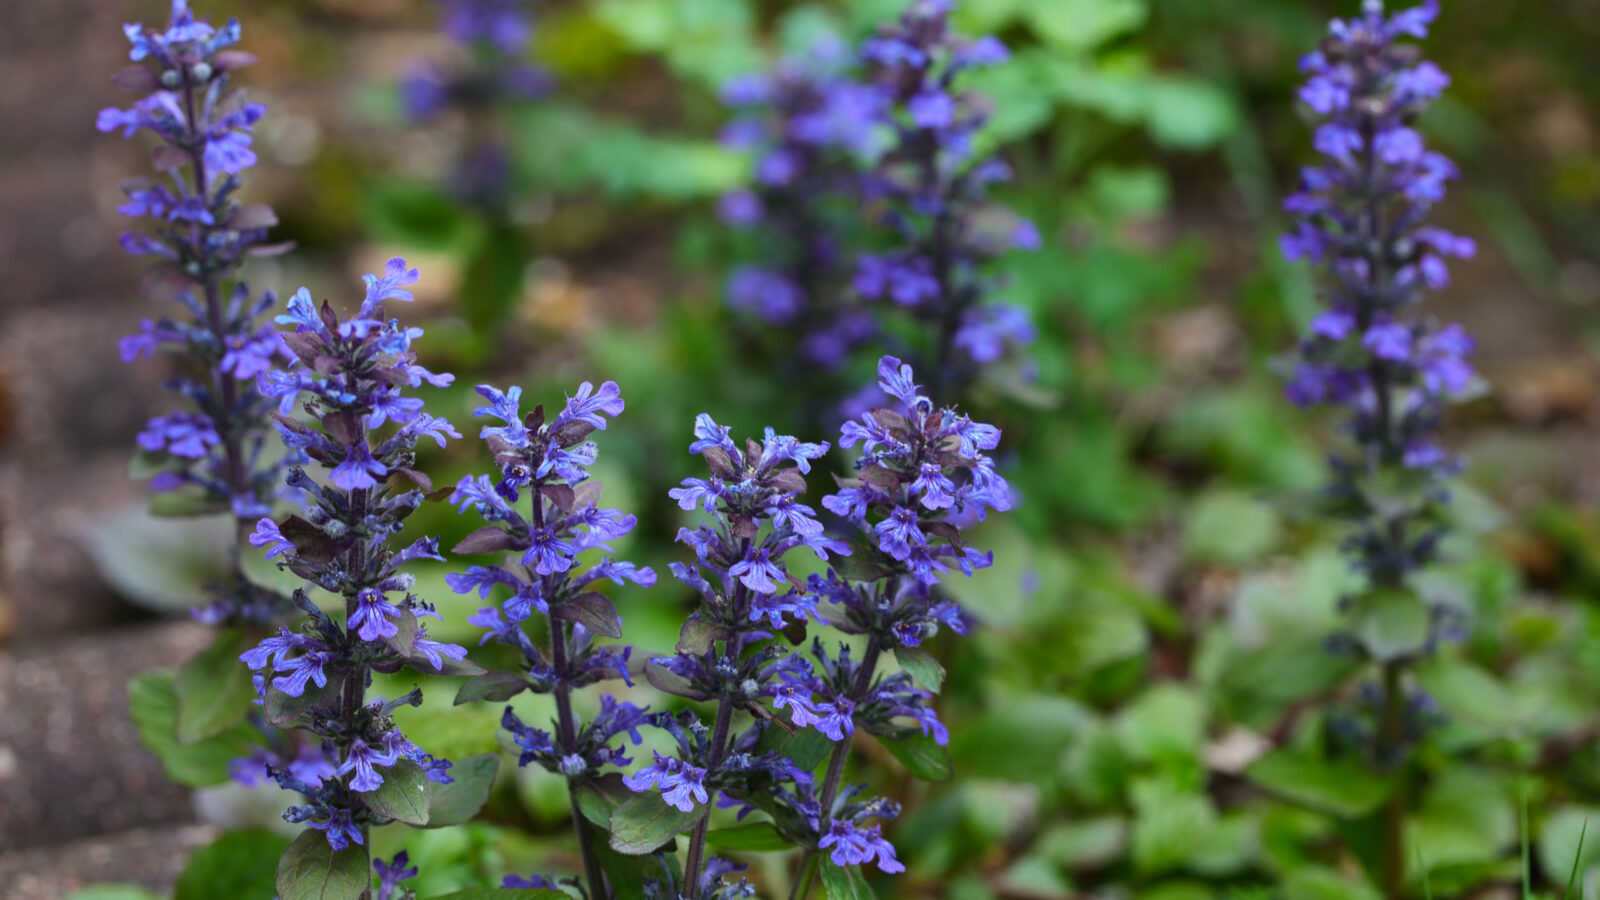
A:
[624,412,846,895]
[854,0,1038,402]
[717,35,885,382]
[100,0,295,623]
[787,355,1009,898]
[446,378,656,895]
[1281,1,1477,893]
[241,261,476,896]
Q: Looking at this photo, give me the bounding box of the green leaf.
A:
[818,861,876,900]
[364,759,431,826]
[1245,750,1392,819]
[573,773,633,829]
[458,222,529,333]
[362,179,470,251]
[275,829,369,900]
[454,672,532,705]
[881,731,953,782]
[1350,588,1429,662]
[174,828,292,900]
[705,822,791,852]
[1024,0,1148,53]
[608,792,705,855]
[1142,76,1239,150]
[62,887,164,900]
[173,628,255,744]
[265,672,345,729]
[1539,807,1600,888]
[423,752,499,828]
[755,722,834,772]
[894,645,945,693]
[1181,489,1281,566]
[1414,657,1521,731]
[1279,867,1383,900]
[129,669,260,787]
[1114,683,1205,766]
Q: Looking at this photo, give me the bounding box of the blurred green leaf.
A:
[1130,776,1217,875]
[362,180,472,252]
[1025,0,1148,53]
[1115,684,1206,769]
[129,669,261,788]
[173,628,255,745]
[1540,807,1600,889]
[705,822,790,852]
[1034,816,1128,870]
[175,829,291,900]
[1141,76,1239,149]
[1181,489,1282,566]
[1245,750,1391,819]
[1278,867,1382,900]
[1350,588,1430,663]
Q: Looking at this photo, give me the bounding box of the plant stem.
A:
[788,636,884,900]
[683,697,735,892]
[344,485,374,900]
[1378,659,1407,896]
[550,613,610,899]
[179,70,251,573]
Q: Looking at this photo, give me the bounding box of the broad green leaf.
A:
[174,627,255,744]
[362,179,471,252]
[881,731,954,782]
[1279,867,1383,900]
[1181,489,1281,566]
[1141,76,1239,149]
[1350,588,1429,662]
[608,792,705,855]
[82,506,229,613]
[819,861,876,900]
[275,829,368,900]
[174,828,291,900]
[755,722,834,772]
[573,773,633,829]
[705,822,791,852]
[1245,750,1391,819]
[895,646,945,693]
[1539,807,1600,889]
[1413,657,1521,731]
[1129,777,1217,875]
[424,753,499,828]
[1407,768,1515,874]
[1034,817,1128,870]
[129,669,261,788]
[1025,0,1148,53]
[454,672,532,705]
[458,223,529,334]
[365,759,431,826]
[1114,683,1205,766]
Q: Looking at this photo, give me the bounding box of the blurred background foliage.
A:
[84,0,1600,897]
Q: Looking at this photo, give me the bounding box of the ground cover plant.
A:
[51,0,1600,898]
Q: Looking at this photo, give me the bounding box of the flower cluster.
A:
[854,0,1039,399]
[239,262,473,851]
[101,0,296,622]
[447,377,655,894]
[1281,0,1475,597]
[717,35,885,369]
[402,0,549,207]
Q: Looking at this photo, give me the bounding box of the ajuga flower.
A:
[447,377,654,895]
[718,34,886,372]
[855,0,1038,399]
[1283,0,1474,671]
[241,262,476,859]
[1280,1,1476,893]
[402,0,549,207]
[101,0,297,624]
